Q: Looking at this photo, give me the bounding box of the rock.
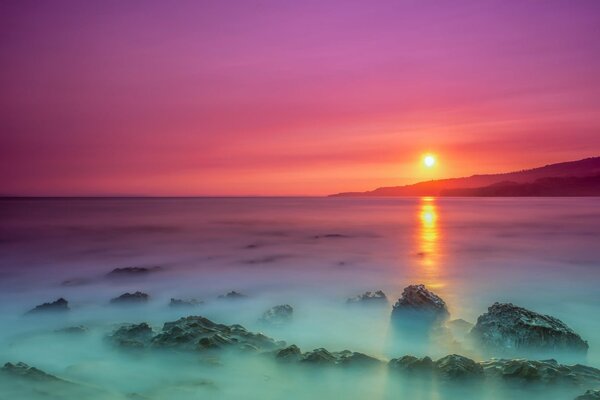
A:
[275,345,302,362]
[260,304,293,326]
[470,303,588,355]
[576,390,600,400]
[218,291,247,299]
[109,323,155,348]
[391,284,449,327]
[55,325,88,334]
[389,355,434,373]
[1,362,64,382]
[346,290,388,304]
[434,354,484,380]
[481,358,600,386]
[107,267,161,277]
[170,298,203,307]
[148,316,284,352]
[299,348,381,367]
[110,291,149,304]
[26,298,69,314]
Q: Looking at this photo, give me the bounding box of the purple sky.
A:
[1,0,600,195]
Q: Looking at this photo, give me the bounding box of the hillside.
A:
[331,157,600,197]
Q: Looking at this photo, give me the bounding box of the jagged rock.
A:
[107,266,161,277]
[110,291,149,304]
[391,285,449,328]
[26,298,69,314]
[136,316,285,352]
[1,362,64,382]
[481,358,600,386]
[434,354,484,380]
[389,355,434,373]
[109,323,154,347]
[299,348,381,367]
[218,291,247,299]
[576,390,600,400]
[470,303,588,355]
[275,345,302,362]
[346,290,388,304]
[170,298,203,307]
[260,304,293,326]
[56,325,88,334]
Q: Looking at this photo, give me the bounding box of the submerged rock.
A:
[109,316,285,352]
[218,291,247,299]
[481,358,600,386]
[275,345,302,362]
[107,266,161,277]
[26,298,69,314]
[576,390,600,400]
[299,348,381,367]
[388,355,434,373]
[346,290,388,304]
[110,291,149,304]
[434,354,484,380]
[170,298,203,307]
[391,285,449,327]
[260,304,293,326]
[109,323,155,348]
[1,362,64,382]
[55,325,88,334]
[470,303,588,355]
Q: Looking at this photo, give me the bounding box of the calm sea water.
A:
[0,197,599,399]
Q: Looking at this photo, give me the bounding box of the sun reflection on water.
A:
[416,197,443,289]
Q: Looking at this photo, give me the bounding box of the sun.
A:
[423,154,436,167]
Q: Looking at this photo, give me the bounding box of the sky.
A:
[1,0,600,196]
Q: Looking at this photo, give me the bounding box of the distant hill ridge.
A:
[331,157,600,197]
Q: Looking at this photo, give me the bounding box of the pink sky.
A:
[1,0,600,195]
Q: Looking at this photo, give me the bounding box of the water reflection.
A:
[416,197,443,289]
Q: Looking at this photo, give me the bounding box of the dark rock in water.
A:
[313,233,350,239]
[391,285,449,327]
[470,303,589,355]
[300,348,381,367]
[275,345,302,362]
[109,323,155,348]
[26,298,69,314]
[110,291,149,304]
[481,358,600,386]
[260,304,293,326]
[107,266,161,277]
[346,290,388,304]
[1,362,64,382]
[434,354,484,380]
[170,298,203,307]
[55,325,88,334]
[389,355,434,373]
[576,390,600,400]
[61,278,92,287]
[218,291,247,299]
[144,316,284,352]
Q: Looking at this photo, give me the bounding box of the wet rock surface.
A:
[260,304,293,326]
[26,298,69,314]
[110,316,285,352]
[391,284,449,327]
[55,325,88,334]
[110,291,150,304]
[435,354,484,380]
[470,303,589,355]
[346,290,388,304]
[481,358,600,386]
[274,346,382,367]
[388,355,434,373]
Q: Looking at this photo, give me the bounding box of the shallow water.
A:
[0,197,599,399]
